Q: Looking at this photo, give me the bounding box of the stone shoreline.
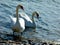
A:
[0,38,59,45]
[0,33,60,45]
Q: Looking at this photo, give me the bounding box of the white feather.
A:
[19,12,36,28]
[9,15,25,32]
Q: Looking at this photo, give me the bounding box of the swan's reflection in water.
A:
[22,28,38,39]
[0,26,38,41]
[9,28,38,41]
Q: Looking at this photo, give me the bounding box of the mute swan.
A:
[10,5,25,36]
[19,11,39,29]
[14,5,39,29]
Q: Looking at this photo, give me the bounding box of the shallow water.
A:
[0,0,60,41]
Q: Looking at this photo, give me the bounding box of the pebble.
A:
[41,42,47,45]
[0,38,55,45]
[49,44,53,45]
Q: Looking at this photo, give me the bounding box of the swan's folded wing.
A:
[9,15,16,24]
[19,18,25,31]
[19,12,34,27]
[19,12,32,23]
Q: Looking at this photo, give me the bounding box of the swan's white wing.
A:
[9,15,25,33]
[9,15,16,24]
[19,12,35,27]
[19,18,25,32]
[19,12,32,23]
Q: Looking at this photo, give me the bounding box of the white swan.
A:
[12,5,39,30]
[19,11,39,29]
[10,5,25,35]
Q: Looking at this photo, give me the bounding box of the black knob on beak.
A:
[36,12,39,19]
[18,5,24,10]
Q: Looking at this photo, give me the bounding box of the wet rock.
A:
[28,40,32,44]
[49,44,53,45]
[41,42,47,45]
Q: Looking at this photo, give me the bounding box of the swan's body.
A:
[10,5,25,34]
[19,11,39,29]
[10,16,25,32]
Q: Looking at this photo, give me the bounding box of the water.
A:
[0,0,60,41]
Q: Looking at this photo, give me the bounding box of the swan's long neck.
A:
[32,12,35,22]
[16,6,19,21]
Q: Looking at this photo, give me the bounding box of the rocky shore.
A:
[0,37,57,45]
[0,32,59,45]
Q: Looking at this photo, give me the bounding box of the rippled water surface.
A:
[0,0,60,41]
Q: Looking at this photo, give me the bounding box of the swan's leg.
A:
[21,32,23,35]
[13,31,14,40]
[18,33,23,41]
[19,32,23,41]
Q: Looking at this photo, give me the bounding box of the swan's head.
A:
[35,12,39,19]
[17,4,24,10]
[33,11,39,19]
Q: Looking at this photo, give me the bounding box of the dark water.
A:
[0,0,60,41]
